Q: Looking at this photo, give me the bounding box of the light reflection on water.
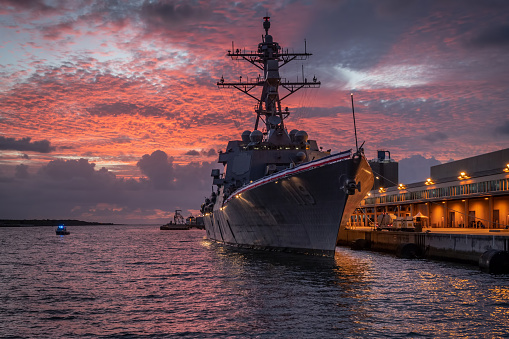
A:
[0,225,508,338]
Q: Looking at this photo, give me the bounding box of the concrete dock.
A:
[337,227,509,273]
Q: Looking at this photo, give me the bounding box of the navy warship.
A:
[201,17,373,256]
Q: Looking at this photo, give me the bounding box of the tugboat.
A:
[160,210,190,230]
[201,17,373,256]
[55,225,70,235]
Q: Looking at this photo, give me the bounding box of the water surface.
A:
[0,225,508,338]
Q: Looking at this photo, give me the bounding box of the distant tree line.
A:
[0,219,114,227]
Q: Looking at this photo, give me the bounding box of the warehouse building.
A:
[351,148,509,230]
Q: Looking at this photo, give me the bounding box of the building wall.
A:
[494,196,509,228]
[430,202,446,227]
[369,161,399,190]
[448,200,464,227]
[356,149,509,229]
[431,148,509,180]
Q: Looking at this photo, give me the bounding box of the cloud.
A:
[86,102,167,117]
[111,136,132,144]
[185,150,200,156]
[1,0,54,12]
[1,0,509,224]
[495,121,509,135]
[204,149,216,157]
[398,155,441,184]
[0,152,216,223]
[468,24,509,48]
[14,164,29,179]
[39,158,98,180]
[136,150,174,189]
[422,131,449,143]
[0,136,56,153]
[184,149,217,157]
[174,160,216,191]
[139,1,211,32]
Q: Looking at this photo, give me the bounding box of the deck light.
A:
[378,187,386,193]
[398,183,406,190]
[425,178,434,185]
[504,164,509,173]
[458,172,470,180]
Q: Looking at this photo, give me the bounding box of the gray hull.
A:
[204,153,373,256]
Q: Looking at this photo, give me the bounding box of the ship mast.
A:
[217,17,320,132]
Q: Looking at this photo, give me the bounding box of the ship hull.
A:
[204,152,373,256]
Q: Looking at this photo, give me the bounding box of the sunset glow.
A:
[1,1,508,223]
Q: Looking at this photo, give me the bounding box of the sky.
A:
[1,0,508,224]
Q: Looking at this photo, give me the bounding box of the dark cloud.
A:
[468,24,509,48]
[185,150,200,156]
[304,1,431,70]
[39,158,105,182]
[399,155,441,184]
[422,132,448,143]
[111,136,132,144]
[293,106,344,119]
[0,0,54,11]
[184,149,217,157]
[0,136,56,153]
[495,121,509,135]
[136,150,174,189]
[58,146,75,150]
[204,149,216,157]
[139,1,211,32]
[173,160,216,191]
[86,102,167,117]
[40,21,76,40]
[0,151,215,223]
[14,164,29,179]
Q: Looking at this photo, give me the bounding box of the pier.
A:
[337,227,509,273]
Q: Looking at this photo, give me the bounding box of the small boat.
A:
[55,225,70,235]
[160,223,190,230]
[160,210,190,230]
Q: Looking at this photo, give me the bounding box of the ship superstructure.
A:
[201,17,373,256]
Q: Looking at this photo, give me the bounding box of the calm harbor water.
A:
[1,225,508,338]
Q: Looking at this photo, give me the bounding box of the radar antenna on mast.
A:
[217,17,321,132]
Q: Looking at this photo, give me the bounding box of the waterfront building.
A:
[352,148,509,229]
[368,150,398,190]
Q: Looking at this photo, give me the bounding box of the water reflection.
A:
[1,226,508,338]
[204,241,378,337]
[205,240,509,338]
